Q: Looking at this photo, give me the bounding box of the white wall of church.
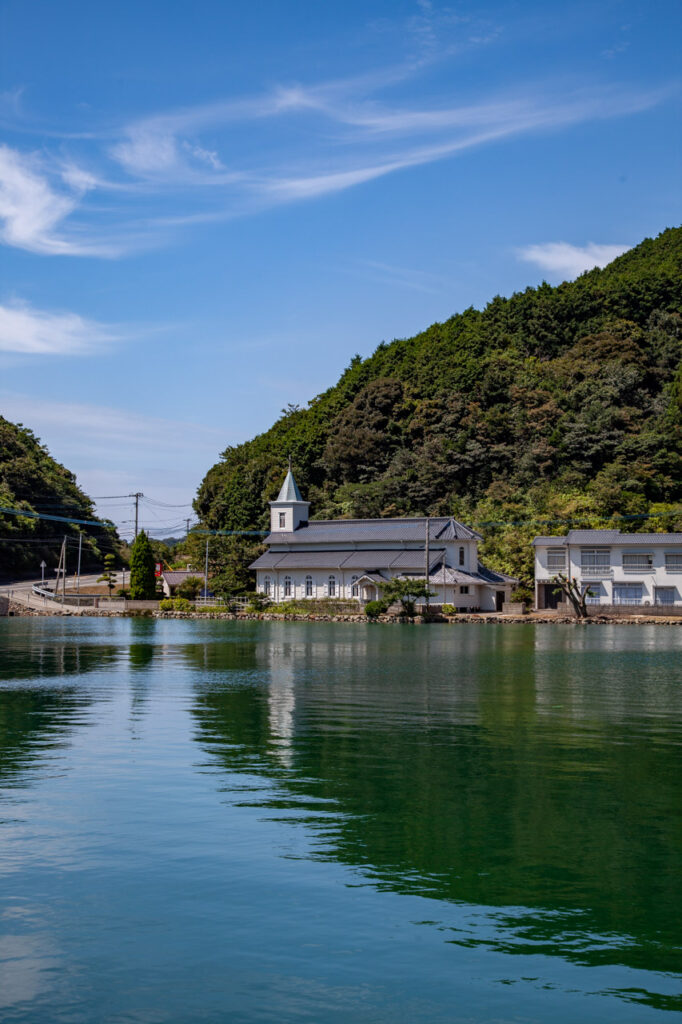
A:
[257,570,508,609]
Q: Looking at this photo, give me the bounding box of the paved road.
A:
[0,573,127,614]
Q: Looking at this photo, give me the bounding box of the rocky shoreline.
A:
[6,600,682,625]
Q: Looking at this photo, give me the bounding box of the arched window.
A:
[328,575,336,597]
[351,575,359,597]
[305,575,313,597]
[283,576,292,598]
[263,576,271,597]
[459,546,465,566]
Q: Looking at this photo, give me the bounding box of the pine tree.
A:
[129,531,156,599]
[97,552,117,596]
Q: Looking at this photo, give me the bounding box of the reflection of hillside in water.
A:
[189,624,682,1000]
[0,627,120,788]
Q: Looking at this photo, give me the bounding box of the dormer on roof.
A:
[269,462,310,533]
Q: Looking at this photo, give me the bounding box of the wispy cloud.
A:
[0,392,222,450]
[356,259,443,293]
[0,299,125,354]
[0,392,225,521]
[0,65,672,257]
[517,241,631,279]
[0,145,120,256]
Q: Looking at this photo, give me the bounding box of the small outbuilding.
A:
[160,570,207,598]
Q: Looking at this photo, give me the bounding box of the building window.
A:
[665,553,682,572]
[460,585,469,595]
[328,575,336,597]
[546,547,566,572]
[622,552,653,571]
[582,582,601,604]
[305,575,313,597]
[283,576,292,598]
[580,548,611,572]
[351,575,359,597]
[263,577,271,597]
[459,546,465,566]
[278,512,286,529]
[613,583,642,605]
[655,587,675,606]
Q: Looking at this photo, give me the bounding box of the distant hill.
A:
[0,417,118,578]
[196,227,682,588]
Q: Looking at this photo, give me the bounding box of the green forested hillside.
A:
[195,227,682,588]
[0,417,117,578]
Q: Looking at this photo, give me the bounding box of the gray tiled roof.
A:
[424,564,515,585]
[161,571,205,584]
[533,530,682,546]
[264,516,480,546]
[250,548,446,572]
[472,562,518,584]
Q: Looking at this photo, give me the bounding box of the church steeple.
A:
[269,461,310,533]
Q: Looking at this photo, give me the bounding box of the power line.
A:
[471,509,682,529]
[141,497,194,508]
[0,506,111,527]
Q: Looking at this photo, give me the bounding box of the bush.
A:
[277,598,355,615]
[365,600,387,619]
[510,586,533,607]
[176,576,204,600]
[442,604,456,616]
[159,597,193,612]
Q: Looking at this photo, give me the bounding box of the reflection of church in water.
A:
[250,467,515,611]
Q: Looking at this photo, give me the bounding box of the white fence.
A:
[193,595,251,609]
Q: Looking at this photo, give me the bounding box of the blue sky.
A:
[0,0,680,538]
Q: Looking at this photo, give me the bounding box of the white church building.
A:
[250,468,516,611]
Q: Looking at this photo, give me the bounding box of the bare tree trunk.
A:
[552,574,588,619]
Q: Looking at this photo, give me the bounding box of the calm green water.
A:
[0,619,680,1023]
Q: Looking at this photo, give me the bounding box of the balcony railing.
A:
[579,565,612,576]
[621,563,653,573]
[612,597,642,606]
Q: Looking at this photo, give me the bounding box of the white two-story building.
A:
[250,468,516,610]
[533,530,682,610]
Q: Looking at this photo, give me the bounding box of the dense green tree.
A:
[378,578,434,617]
[129,531,157,599]
[0,417,118,576]
[176,576,203,600]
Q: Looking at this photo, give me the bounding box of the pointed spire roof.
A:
[276,466,304,503]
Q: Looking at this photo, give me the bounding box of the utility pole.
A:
[56,535,67,602]
[129,492,143,540]
[424,517,430,611]
[185,517,191,539]
[204,537,209,598]
[77,533,83,593]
